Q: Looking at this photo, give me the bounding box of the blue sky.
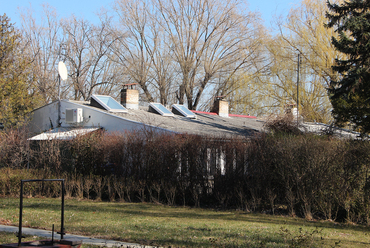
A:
[1,0,301,27]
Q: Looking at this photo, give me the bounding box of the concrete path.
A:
[0,225,158,248]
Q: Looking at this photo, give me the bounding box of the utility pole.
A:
[297,53,300,126]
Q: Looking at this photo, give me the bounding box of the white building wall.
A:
[61,100,144,132]
[29,101,60,134]
[29,100,174,135]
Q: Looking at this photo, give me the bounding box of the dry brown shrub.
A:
[92,175,104,201]
[0,127,30,168]
[84,175,93,200]
[112,177,125,202]
[264,114,302,135]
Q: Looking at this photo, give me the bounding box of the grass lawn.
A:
[0,232,43,244]
[1,197,370,247]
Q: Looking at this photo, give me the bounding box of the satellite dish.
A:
[58,61,68,81]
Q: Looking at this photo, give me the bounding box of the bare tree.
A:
[145,18,177,105]
[62,15,119,100]
[20,4,64,102]
[113,0,263,109]
[20,4,121,103]
[199,8,265,111]
[84,15,122,99]
[20,0,264,112]
[113,0,155,102]
[154,0,263,110]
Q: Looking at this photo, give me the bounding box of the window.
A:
[149,103,174,116]
[172,104,196,119]
[91,94,128,113]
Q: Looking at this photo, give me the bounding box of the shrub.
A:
[264,114,302,135]
[1,127,370,224]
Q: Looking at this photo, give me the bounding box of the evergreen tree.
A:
[326,0,370,133]
[0,14,39,128]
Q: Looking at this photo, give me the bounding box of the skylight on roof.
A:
[91,94,128,113]
[149,103,174,117]
[172,104,196,119]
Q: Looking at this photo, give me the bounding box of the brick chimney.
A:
[212,96,229,117]
[121,83,139,110]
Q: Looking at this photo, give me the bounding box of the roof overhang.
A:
[28,127,101,141]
